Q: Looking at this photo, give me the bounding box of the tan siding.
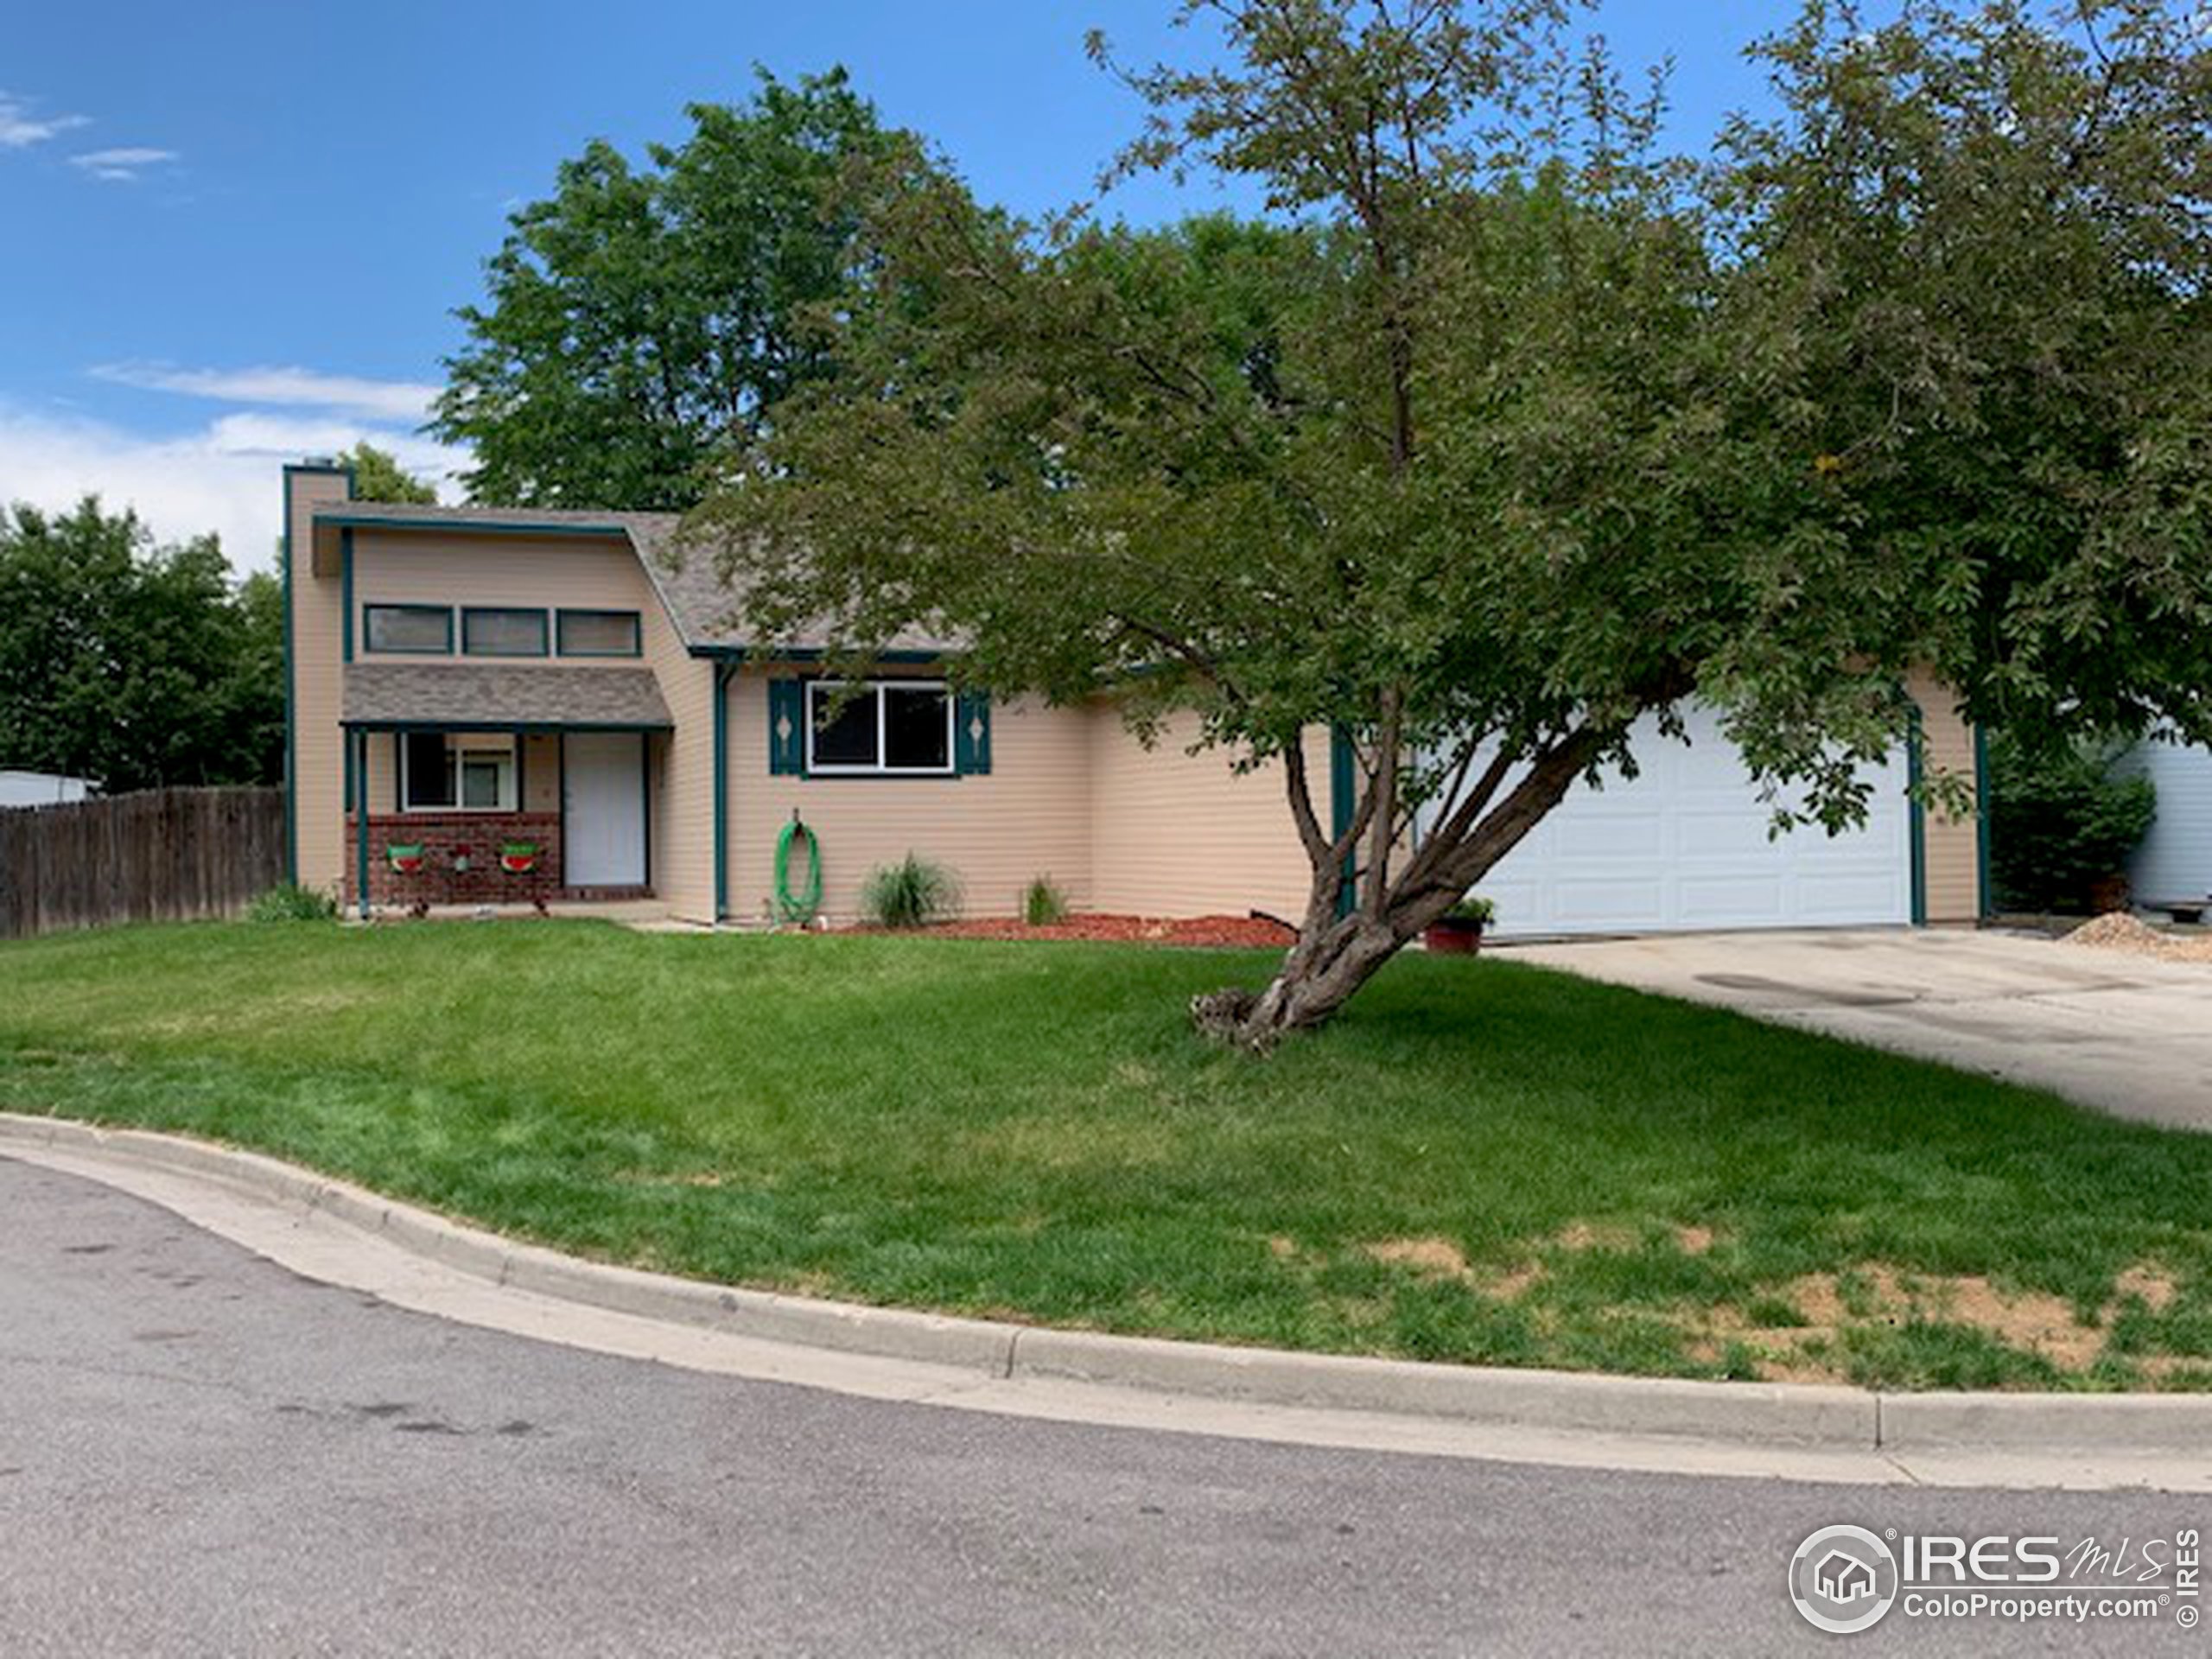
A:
[1909,666,1984,924]
[352,531,652,660]
[723,673,1094,923]
[288,470,352,896]
[640,595,715,922]
[1088,712,1325,919]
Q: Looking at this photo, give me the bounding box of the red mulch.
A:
[850,913,1298,949]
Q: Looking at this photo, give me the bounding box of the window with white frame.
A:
[401,732,518,811]
[805,681,953,775]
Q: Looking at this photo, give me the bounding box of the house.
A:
[2122,735,2212,906]
[0,771,94,809]
[281,460,1986,931]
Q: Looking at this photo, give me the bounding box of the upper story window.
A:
[363,604,453,655]
[556,609,641,658]
[805,681,953,775]
[461,607,549,658]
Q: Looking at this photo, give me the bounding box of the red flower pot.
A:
[1422,918,1485,955]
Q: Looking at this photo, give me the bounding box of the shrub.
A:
[1023,875,1069,926]
[1988,735,2157,912]
[861,855,960,930]
[246,881,339,923]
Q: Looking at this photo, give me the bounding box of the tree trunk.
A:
[1191,906,1437,1050]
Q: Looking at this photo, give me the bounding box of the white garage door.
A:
[1428,705,1913,938]
[2121,734,2212,903]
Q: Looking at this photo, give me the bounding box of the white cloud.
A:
[0,400,467,577]
[93,361,440,423]
[0,92,88,149]
[70,145,180,181]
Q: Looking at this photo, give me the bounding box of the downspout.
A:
[1330,725,1356,920]
[1973,725,1993,922]
[712,659,734,923]
[1905,702,1929,928]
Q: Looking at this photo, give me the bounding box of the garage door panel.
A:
[1432,705,1912,938]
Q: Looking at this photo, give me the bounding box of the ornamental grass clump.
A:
[861,854,960,930]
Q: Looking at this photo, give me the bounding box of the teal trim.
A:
[361,603,454,655]
[1906,702,1929,927]
[460,606,550,658]
[712,662,732,920]
[640,731,653,890]
[1330,725,1357,919]
[954,691,992,775]
[340,530,354,664]
[556,608,643,658]
[1974,723,1993,920]
[353,731,370,919]
[280,459,353,885]
[346,718,672,734]
[694,645,944,666]
[312,513,628,538]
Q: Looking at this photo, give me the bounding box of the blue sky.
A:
[2,1,1786,574]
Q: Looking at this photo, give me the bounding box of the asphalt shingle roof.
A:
[340,664,674,730]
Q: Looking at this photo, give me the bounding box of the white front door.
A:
[563,733,647,887]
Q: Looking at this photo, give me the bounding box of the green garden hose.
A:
[774,817,823,924]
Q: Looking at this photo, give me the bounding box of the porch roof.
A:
[340,664,674,732]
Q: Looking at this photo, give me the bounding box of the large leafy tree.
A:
[432,70,902,510]
[337,441,438,505]
[700,0,2212,1045]
[0,499,281,791]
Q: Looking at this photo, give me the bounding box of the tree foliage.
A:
[1986,735,2157,912]
[337,441,438,505]
[433,70,903,511]
[0,499,282,791]
[694,0,2212,1042]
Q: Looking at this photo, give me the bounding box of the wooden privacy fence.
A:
[0,787,286,939]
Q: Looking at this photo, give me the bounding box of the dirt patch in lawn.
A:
[1363,1236,1476,1279]
[853,914,1299,949]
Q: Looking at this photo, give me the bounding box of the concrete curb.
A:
[6,1112,2205,1456]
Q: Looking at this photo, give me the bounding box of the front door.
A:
[563,733,647,887]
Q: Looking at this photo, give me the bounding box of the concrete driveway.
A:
[1504,927,2212,1132]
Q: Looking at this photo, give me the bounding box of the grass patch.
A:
[1,919,2207,1389]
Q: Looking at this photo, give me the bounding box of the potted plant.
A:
[1423,894,1494,955]
[385,842,426,875]
[499,840,541,874]
[450,844,473,874]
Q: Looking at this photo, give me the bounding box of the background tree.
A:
[0,499,281,791]
[432,69,903,510]
[337,441,438,505]
[699,0,2212,1045]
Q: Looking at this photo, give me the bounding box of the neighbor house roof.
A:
[315,500,961,658]
[340,664,674,731]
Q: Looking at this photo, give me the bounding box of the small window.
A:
[461,607,549,657]
[401,733,517,812]
[804,682,954,775]
[364,605,453,654]
[556,609,641,657]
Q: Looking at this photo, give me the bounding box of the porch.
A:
[340,663,674,918]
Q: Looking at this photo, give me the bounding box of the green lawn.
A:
[2,919,2207,1391]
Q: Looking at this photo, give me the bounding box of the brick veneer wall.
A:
[345,812,562,906]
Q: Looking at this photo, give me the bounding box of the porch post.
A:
[354,729,371,920]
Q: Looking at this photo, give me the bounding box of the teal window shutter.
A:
[768,679,806,775]
[954,691,992,775]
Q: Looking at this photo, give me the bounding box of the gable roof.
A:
[315,499,959,658]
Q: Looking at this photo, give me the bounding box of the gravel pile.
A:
[2062,911,2212,962]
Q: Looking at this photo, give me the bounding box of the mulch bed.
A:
[850,913,1299,949]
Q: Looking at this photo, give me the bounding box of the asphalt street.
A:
[1,1157,2203,1657]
